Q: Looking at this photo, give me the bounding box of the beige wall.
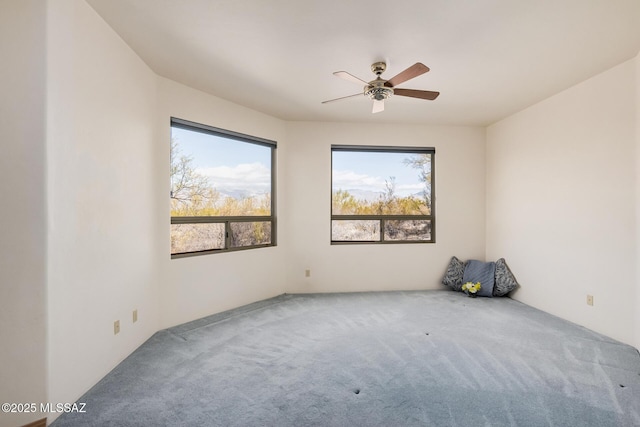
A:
[46,0,161,421]
[157,78,288,328]
[486,59,637,345]
[0,2,48,426]
[284,122,486,294]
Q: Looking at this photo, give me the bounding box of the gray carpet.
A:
[51,291,640,426]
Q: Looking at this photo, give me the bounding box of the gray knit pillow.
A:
[462,260,495,297]
[442,256,466,291]
[493,258,519,296]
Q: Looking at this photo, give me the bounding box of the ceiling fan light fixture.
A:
[364,84,393,101]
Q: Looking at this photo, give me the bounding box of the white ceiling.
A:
[87,0,640,126]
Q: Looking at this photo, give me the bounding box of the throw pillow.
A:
[441,256,466,291]
[493,258,519,296]
[462,260,495,297]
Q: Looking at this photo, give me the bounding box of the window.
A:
[331,145,434,244]
[170,118,276,257]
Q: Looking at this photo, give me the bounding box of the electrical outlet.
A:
[133,309,138,323]
[305,269,311,278]
[114,320,120,335]
[586,295,594,306]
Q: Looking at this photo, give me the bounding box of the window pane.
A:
[332,220,380,242]
[171,127,271,217]
[383,220,432,241]
[230,222,272,248]
[332,151,431,215]
[171,223,225,254]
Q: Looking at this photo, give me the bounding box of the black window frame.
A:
[170,117,277,258]
[331,145,435,245]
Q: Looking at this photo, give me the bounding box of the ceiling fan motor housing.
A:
[371,61,387,75]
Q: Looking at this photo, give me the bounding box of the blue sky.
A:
[332,151,426,197]
[172,127,270,168]
[172,127,271,195]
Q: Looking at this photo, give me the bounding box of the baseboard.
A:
[20,418,47,427]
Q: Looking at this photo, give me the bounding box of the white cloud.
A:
[332,170,385,192]
[396,183,424,194]
[196,163,270,193]
[332,170,424,197]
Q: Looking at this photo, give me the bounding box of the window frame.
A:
[170,117,277,258]
[330,145,435,245]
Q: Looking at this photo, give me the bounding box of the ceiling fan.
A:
[322,62,440,113]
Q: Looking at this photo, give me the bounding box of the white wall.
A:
[486,59,637,345]
[284,122,486,293]
[0,2,48,426]
[46,0,161,420]
[157,78,288,328]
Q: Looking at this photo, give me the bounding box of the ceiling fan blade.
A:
[372,100,384,114]
[333,71,370,86]
[322,93,363,104]
[385,63,430,87]
[394,88,440,100]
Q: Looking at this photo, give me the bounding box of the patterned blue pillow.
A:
[493,258,519,296]
[441,256,466,291]
[462,260,495,297]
